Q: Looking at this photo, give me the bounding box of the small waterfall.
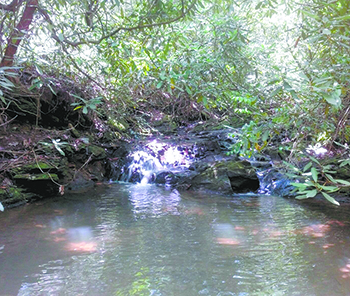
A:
[119,140,193,184]
[121,151,163,184]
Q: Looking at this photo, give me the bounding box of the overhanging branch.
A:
[39,0,197,47]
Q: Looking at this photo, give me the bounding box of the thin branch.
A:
[0,114,17,126]
[38,0,196,47]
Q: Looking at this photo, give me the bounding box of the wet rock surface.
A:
[0,120,311,210]
[109,125,263,195]
[0,124,128,209]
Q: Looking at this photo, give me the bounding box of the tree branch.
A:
[39,0,197,47]
[0,0,22,12]
[0,0,38,68]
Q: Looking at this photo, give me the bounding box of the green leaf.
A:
[302,10,321,21]
[325,173,336,183]
[283,161,300,173]
[306,189,318,198]
[261,130,269,142]
[335,14,350,21]
[339,159,350,167]
[335,179,350,186]
[323,88,341,108]
[303,162,312,172]
[185,86,192,95]
[322,28,331,35]
[52,140,65,156]
[58,33,64,42]
[321,192,340,206]
[319,185,339,192]
[270,86,282,97]
[291,182,308,189]
[295,194,309,200]
[308,156,321,165]
[311,167,318,182]
[156,81,163,89]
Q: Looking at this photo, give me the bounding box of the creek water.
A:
[1,183,350,296]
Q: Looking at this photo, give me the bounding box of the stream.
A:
[1,183,350,295]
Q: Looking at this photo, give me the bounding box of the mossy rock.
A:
[89,145,106,159]
[13,173,59,181]
[0,186,30,208]
[12,161,58,175]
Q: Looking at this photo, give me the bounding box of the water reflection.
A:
[128,184,181,217]
[0,184,350,295]
[214,223,241,245]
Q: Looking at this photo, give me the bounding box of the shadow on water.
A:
[1,183,350,295]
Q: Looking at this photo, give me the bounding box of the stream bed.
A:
[1,183,350,295]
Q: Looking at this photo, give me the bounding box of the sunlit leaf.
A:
[321,192,340,206]
[323,88,341,108]
[335,179,350,186]
[319,185,339,192]
[311,167,318,182]
[295,194,309,200]
[306,189,318,198]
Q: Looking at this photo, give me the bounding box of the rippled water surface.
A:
[1,183,350,295]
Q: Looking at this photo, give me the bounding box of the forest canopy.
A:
[1,0,350,203]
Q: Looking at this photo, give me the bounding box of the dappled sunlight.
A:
[306,143,328,157]
[65,241,97,253]
[339,261,350,279]
[214,223,242,246]
[300,224,331,238]
[48,223,98,254]
[65,227,97,253]
[216,237,241,246]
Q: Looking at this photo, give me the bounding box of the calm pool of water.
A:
[1,183,350,296]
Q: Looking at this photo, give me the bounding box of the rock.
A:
[188,161,210,173]
[68,123,81,138]
[88,144,106,159]
[155,171,179,185]
[66,171,95,193]
[258,168,297,197]
[0,186,31,209]
[226,161,260,192]
[189,159,259,194]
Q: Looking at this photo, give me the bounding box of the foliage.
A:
[39,139,69,156]
[71,95,102,115]
[0,66,17,102]
[226,0,349,150]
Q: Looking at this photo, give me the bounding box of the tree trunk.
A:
[0,0,38,68]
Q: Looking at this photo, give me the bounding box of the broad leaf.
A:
[321,192,340,206]
[311,167,318,182]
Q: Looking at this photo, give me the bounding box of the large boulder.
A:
[188,159,260,194]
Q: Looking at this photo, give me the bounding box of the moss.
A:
[108,118,129,131]
[12,161,58,176]
[211,160,248,174]
[13,173,59,181]
[0,186,29,206]
[89,145,106,158]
